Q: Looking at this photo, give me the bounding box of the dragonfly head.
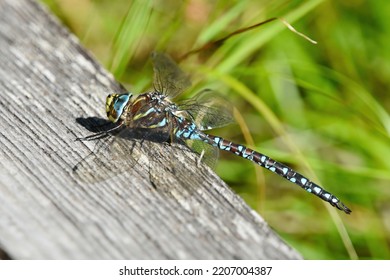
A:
[106,93,132,123]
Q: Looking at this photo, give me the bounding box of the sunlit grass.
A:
[41,0,390,259]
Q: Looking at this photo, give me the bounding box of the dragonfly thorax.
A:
[110,91,179,132]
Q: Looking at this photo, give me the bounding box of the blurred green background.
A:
[41,0,390,259]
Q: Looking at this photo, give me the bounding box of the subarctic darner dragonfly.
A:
[80,52,351,214]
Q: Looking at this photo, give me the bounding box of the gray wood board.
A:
[0,0,301,259]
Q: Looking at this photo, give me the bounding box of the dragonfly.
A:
[79,52,351,214]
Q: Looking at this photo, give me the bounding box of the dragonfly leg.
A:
[197,149,205,167]
[76,122,123,141]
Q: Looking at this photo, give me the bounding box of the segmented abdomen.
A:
[199,133,351,214]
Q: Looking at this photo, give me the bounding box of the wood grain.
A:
[0,0,301,259]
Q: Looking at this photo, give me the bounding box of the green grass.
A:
[42,0,390,259]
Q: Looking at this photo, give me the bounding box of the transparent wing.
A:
[72,130,143,183]
[152,51,191,99]
[178,89,234,131]
[184,139,219,169]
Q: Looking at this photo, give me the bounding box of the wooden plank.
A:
[0,0,301,259]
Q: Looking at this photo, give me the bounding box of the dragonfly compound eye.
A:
[106,93,132,123]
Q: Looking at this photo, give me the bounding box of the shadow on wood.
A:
[0,0,301,259]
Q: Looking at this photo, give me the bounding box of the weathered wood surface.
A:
[0,0,301,259]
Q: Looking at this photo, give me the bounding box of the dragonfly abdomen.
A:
[198,132,351,214]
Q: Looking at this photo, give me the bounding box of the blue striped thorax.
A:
[106,93,132,123]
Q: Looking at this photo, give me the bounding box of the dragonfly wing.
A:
[151,52,191,99]
[73,129,143,183]
[185,138,219,169]
[179,89,234,130]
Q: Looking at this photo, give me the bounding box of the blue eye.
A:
[114,94,130,114]
[106,93,131,122]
